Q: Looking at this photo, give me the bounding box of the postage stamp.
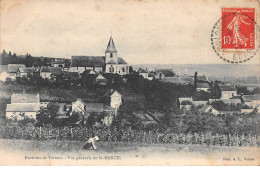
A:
[211,7,259,63]
[222,8,255,50]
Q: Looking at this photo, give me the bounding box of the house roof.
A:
[11,93,39,103]
[71,56,105,67]
[40,67,51,72]
[200,105,215,113]
[50,67,63,75]
[209,98,241,104]
[8,64,26,73]
[6,103,40,112]
[105,89,122,97]
[197,75,207,81]
[85,103,104,113]
[193,101,208,107]
[162,77,194,84]
[221,99,241,104]
[156,69,175,77]
[197,83,210,88]
[63,72,80,80]
[179,98,193,104]
[105,37,117,53]
[18,67,35,73]
[96,74,107,81]
[218,84,237,91]
[138,69,148,73]
[53,60,65,64]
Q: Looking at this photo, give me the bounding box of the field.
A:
[0,139,259,165]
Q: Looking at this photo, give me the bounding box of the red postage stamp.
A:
[221,8,255,50]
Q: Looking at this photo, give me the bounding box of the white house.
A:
[6,93,40,120]
[40,67,52,79]
[16,67,35,78]
[52,59,65,68]
[138,69,148,79]
[218,84,238,99]
[110,90,122,109]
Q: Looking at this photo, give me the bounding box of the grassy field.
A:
[0,139,259,165]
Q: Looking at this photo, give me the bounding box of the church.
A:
[70,37,128,75]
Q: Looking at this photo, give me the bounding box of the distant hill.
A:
[131,64,260,77]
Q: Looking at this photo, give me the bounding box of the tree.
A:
[36,103,59,126]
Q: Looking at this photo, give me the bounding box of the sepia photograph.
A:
[0,0,259,166]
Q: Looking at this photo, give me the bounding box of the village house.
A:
[209,98,242,105]
[177,97,193,110]
[16,67,35,78]
[69,99,114,126]
[70,37,128,75]
[138,69,148,79]
[52,58,65,68]
[199,105,220,116]
[81,71,108,86]
[7,64,26,80]
[154,69,175,80]
[242,94,260,113]
[218,84,238,99]
[196,75,208,83]
[192,100,208,107]
[196,83,210,92]
[147,72,155,81]
[105,89,122,109]
[40,67,63,79]
[6,92,41,120]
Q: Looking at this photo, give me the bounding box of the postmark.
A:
[211,8,260,63]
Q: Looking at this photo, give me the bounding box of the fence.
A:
[0,126,259,147]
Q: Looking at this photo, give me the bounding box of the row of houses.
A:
[6,90,122,126]
[178,93,260,115]
[0,36,129,82]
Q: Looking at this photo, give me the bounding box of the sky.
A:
[0,0,259,65]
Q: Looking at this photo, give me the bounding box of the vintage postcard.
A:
[0,0,259,166]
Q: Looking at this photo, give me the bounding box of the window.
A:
[110,53,113,58]
[122,68,125,72]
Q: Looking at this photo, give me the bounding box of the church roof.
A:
[118,57,127,64]
[105,37,117,53]
[71,56,105,67]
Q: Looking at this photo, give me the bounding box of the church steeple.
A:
[105,37,117,53]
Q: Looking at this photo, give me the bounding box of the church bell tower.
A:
[105,37,118,64]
